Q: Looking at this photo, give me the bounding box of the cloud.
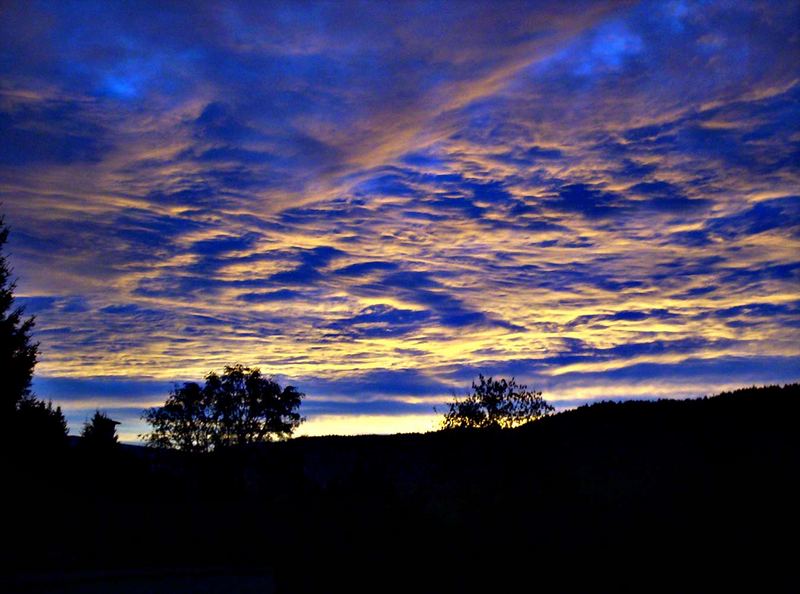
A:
[265,245,346,285]
[238,289,304,303]
[1,0,798,438]
[0,101,109,165]
[548,183,623,218]
[332,261,399,277]
[325,304,432,339]
[299,368,451,400]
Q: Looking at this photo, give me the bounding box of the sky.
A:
[1,0,798,441]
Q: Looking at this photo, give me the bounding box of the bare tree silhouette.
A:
[440,374,553,429]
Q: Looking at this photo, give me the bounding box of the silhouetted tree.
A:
[1,213,67,450]
[142,364,305,452]
[1,214,38,422]
[81,410,120,450]
[440,374,554,429]
[15,396,68,449]
[142,380,214,452]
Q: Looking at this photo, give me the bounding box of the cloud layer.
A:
[2,1,798,439]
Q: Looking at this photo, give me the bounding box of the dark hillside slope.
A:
[7,384,799,592]
[268,384,798,588]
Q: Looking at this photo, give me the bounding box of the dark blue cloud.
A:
[100,304,154,316]
[353,174,417,198]
[615,158,658,179]
[332,261,399,277]
[468,180,513,203]
[267,245,346,285]
[195,146,276,165]
[567,308,679,328]
[16,296,90,316]
[325,304,432,339]
[718,262,800,286]
[705,196,800,240]
[676,285,717,298]
[615,86,800,177]
[555,355,800,386]
[191,233,259,256]
[549,183,623,218]
[33,376,172,401]
[381,271,439,290]
[368,270,523,330]
[300,368,449,399]
[0,103,109,165]
[303,399,434,416]
[667,229,712,248]
[440,337,739,385]
[492,145,564,166]
[597,337,732,360]
[238,289,304,303]
[15,295,57,313]
[706,301,800,321]
[193,102,258,143]
[628,180,709,212]
[112,211,208,252]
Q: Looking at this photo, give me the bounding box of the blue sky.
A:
[1,0,798,439]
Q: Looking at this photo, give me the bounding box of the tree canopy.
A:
[440,374,554,430]
[142,364,304,452]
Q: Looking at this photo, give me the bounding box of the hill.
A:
[7,384,798,592]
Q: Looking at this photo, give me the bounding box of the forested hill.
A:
[9,383,798,592]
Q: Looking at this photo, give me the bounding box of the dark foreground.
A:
[6,384,799,592]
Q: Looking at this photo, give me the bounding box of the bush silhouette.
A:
[142,363,304,451]
[440,374,554,429]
